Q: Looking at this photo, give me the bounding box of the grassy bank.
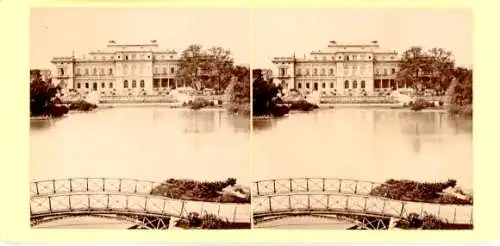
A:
[395,213,473,230]
[150,178,250,204]
[370,179,472,205]
[175,212,251,229]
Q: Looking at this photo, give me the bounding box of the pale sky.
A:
[252,9,473,69]
[31,8,472,70]
[30,8,250,69]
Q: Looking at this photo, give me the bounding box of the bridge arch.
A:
[252,178,473,229]
[30,178,251,229]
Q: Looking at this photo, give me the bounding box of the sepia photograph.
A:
[251,9,473,230]
[29,8,251,229]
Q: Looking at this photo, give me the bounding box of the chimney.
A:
[150,40,157,43]
[330,40,337,44]
[371,40,378,44]
[108,40,116,44]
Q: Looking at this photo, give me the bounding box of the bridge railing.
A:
[252,193,473,225]
[253,178,384,197]
[30,178,167,197]
[31,193,251,223]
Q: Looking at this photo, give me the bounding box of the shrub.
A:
[410,99,428,111]
[175,212,250,229]
[370,179,471,205]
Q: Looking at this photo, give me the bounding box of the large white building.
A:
[51,40,181,96]
[272,40,412,96]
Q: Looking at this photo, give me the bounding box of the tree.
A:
[176,44,205,90]
[397,47,455,94]
[176,45,234,93]
[229,65,250,104]
[30,69,65,117]
[252,70,280,116]
[206,47,234,92]
[451,67,473,106]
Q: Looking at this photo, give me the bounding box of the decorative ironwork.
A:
[252,178,473,229]
[30,178,251,228]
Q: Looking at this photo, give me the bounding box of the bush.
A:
[69,100,98,111]
[150,178,250,204]
[287,100,319,112]
[370,179,472,205]
[175,212,250,229]
[410,98,428,111]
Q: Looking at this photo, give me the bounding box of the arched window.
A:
[109,82,113,88]
[361,80,366,89]
[140,80,145,88]
[330,83,334,88]
[124,80,128,88]
[298,83,302,89]
[170,67,175,74]
[306,69,310,75]
[322,83,326,88]
[329,68,334,75]
[85,82,89,89]
[58,68,64,76]
[85,68,89,75]
[353,80,357,89]
[132,80,137,88]
[344,80,349,89]
[77,83,81,89]
[306,83,310,89]
[109,68,113,75]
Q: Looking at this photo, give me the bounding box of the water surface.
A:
[253,108,472,189]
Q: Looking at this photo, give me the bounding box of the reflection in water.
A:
[30,108,250,185]
[253,108,472,189]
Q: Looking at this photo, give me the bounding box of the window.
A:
[124,80,128,88]
[85,82,89,89]
[383,68,388,75]
[132,80,137,88]
[58,68,64,76]
[368,56,371,59]
[163,67,167,74]
[123,64,129,75]
[376,68,380,74]
[353,55,357,60]
[305,69,310,75]
[132,54,136,59]
[93,83,97,91]
[338,56,342,60]
[125,55,129,60]
[85,68,89,75]
[100,68,104,75]
[280,68,286,76]
[306,83,310,89]
[93,68,97,75]
[322,83,326,88]
[170,67,175,74]
[118,56,121,59]
[344,80,349,89]
[361,80,366,89]
[346,56,350,61]
[109,82,113,88]
[298,83,302,89]
[75,68,80,75]
[392,68,396,74]
[77,83,81,89]
[109,68,113,75]
[101,82,105,88]
[353,80,357,89]
[154,67,158,74]
[329,68,334,75]
[297,68,302,75]
[140,80,145,88]
[313,68,317,76]
[321,68,325,75]
[330,83,334,88]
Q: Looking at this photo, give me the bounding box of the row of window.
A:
[76,80,145,89]
[89,54,174,61]
[73,66,176,76]
[297,80,367,90]
[311,54,396,61]
[75,68,113,76]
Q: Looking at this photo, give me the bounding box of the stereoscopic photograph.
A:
[29,8,251,229]
[251,9,473,230]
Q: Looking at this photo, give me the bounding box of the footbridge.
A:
[252,178,473,230]
[30,178,251,229]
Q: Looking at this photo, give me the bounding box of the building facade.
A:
[51,40,181,96]
[272,40,409,96]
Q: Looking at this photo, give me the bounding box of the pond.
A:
[253,108,473,190]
